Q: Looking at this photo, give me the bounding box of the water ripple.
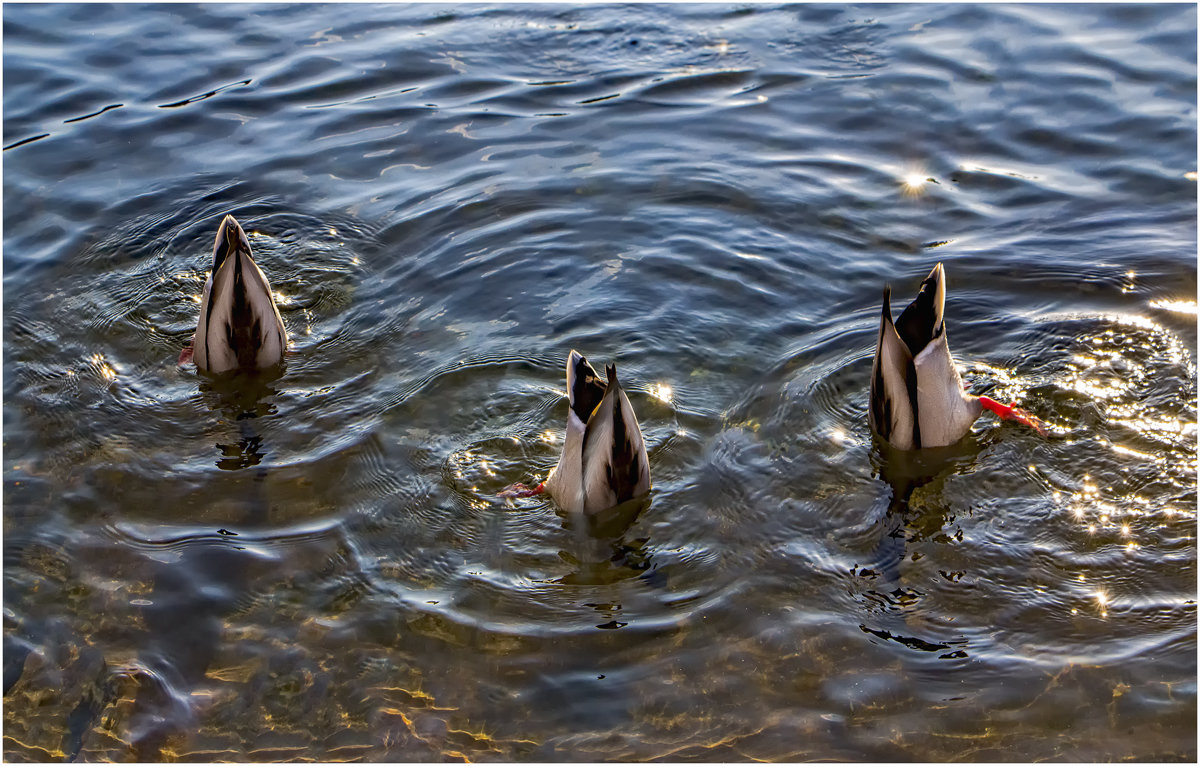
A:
[3,3,1195,762]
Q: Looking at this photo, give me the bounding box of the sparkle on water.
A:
[3,3,1195,763]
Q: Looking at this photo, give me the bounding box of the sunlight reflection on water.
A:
[3,2,1196,762]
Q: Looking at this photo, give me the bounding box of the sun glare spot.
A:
[1121,271,1137,293]
[1112,443,1153,460]
[1150,299,1198,315]
[902,172,928,195]
[649,383,674,405]
[89,353,117,382]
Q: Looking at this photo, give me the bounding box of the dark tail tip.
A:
[606,363,619,389]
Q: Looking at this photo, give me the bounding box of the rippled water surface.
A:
[4,3,1196,761]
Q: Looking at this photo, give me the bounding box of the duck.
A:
[185,215,287,375]
[869,261,1045,449]
[501,350,651,515]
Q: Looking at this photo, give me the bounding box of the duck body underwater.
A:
[502,350,651,515]
[869,262,1045,449]
[182,215,287,375]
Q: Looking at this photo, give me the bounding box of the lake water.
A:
[3,3,1196,761]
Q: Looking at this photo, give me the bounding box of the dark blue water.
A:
[4,3,1195,761]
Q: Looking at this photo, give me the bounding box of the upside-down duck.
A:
[869,262,1045,449]
[501,350,651,514]
[184,214,286,374]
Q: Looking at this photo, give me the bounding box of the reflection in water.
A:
[873,436,982,516]
[901,169,932,197]
[556,497,658,629]
[857,437,983,659]
[132,539,242,757]
[217,431,265,472]
[868,436,980,566]
[201,373,279,473]
[99,373,281,758]
[568,494,650,540]
[3,2,1195,760]
[199,374,281,424]
[859,624,968,658]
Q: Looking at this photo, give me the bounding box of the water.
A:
[3,3,1195,761]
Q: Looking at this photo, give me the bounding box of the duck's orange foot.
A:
[979,395,1048,436]
[178,343,194,366]
[499,482,545,498]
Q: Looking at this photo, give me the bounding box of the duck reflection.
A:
[565,494,650,540]
[217,430,265,471]
[553,496,664,629]
[119,373,280,757]
[856,437,980,659]
[866,435,980,582]
[874,436,981,515]
[199,372,279,473]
